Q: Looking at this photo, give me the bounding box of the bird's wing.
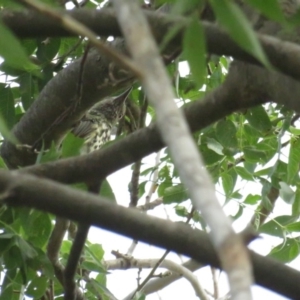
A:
[72,119,95,139]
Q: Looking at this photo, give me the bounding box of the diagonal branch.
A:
[112,1,252,299]
[20,80,265,183]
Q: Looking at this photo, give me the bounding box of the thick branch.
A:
[0,170,299,299]
[2,8,300,81]
[20,79,263,185]
[1,43,133,168]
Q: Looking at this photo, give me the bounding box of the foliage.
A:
[0,0,299,299]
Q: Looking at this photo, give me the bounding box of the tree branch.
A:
[105,257,208,300]
[0,170,299,299]
[3,8,300,81]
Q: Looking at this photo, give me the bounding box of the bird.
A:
[72,88,131,154]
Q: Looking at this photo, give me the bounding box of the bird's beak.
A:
[113,87,132,105]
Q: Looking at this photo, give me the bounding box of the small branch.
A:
[47,218,69,285]
[129,160,142,207]
[105,257,208,300]
[64,223,89,300]
[137,198,163,212]
[64,181,102,300]
[123,259,203,299]
[47,218,86,300]
[145,151,160,204]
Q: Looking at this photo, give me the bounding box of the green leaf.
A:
[37,38,61,63]
[15,237,38,260]
[163,184,189,204]
[0,156,8,170]
[157,179,172,197]
[158,165,171,180]
[0,112,18,144]
[0,21,39,72]
[18,73,35,111]
[221,172,234,198]
[243,146,268,163]
[206,137,223,155]
[279,182,295,204]
[88,277,118,300]
[288,138,300,183]
[235,166,254,181]
[21,39,37,56]
[0,84,15,129]
[289,126,300,135]
[60,240,72,254]
[209,0,269,66]
[171,0,202,15]
[61,133,84,158]
[245,106,272,133]
[100,179,116,203]
[243,124,260,144]
[216,119,238,149]
[175,205,189,218]
[247,0,285,23]
[81,260,107,273]
[38,142,60,164]
[269,238,300,263]
[244,194,261,205]
[3,245,24,269]
[138,181,147,199]
[292,187,300,216]
[286,222,300,232]
[201,144,223,166]
[28,213,52,248]
[183,17,206,88]
[86,243,105,262]
[259,219,284,238]
[230,205,243,220]
[26,276,48,298]
[261,179,273,211]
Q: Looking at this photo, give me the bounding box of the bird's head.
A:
[89,88,131,124]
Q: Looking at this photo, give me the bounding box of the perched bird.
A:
[72,88,131,154]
